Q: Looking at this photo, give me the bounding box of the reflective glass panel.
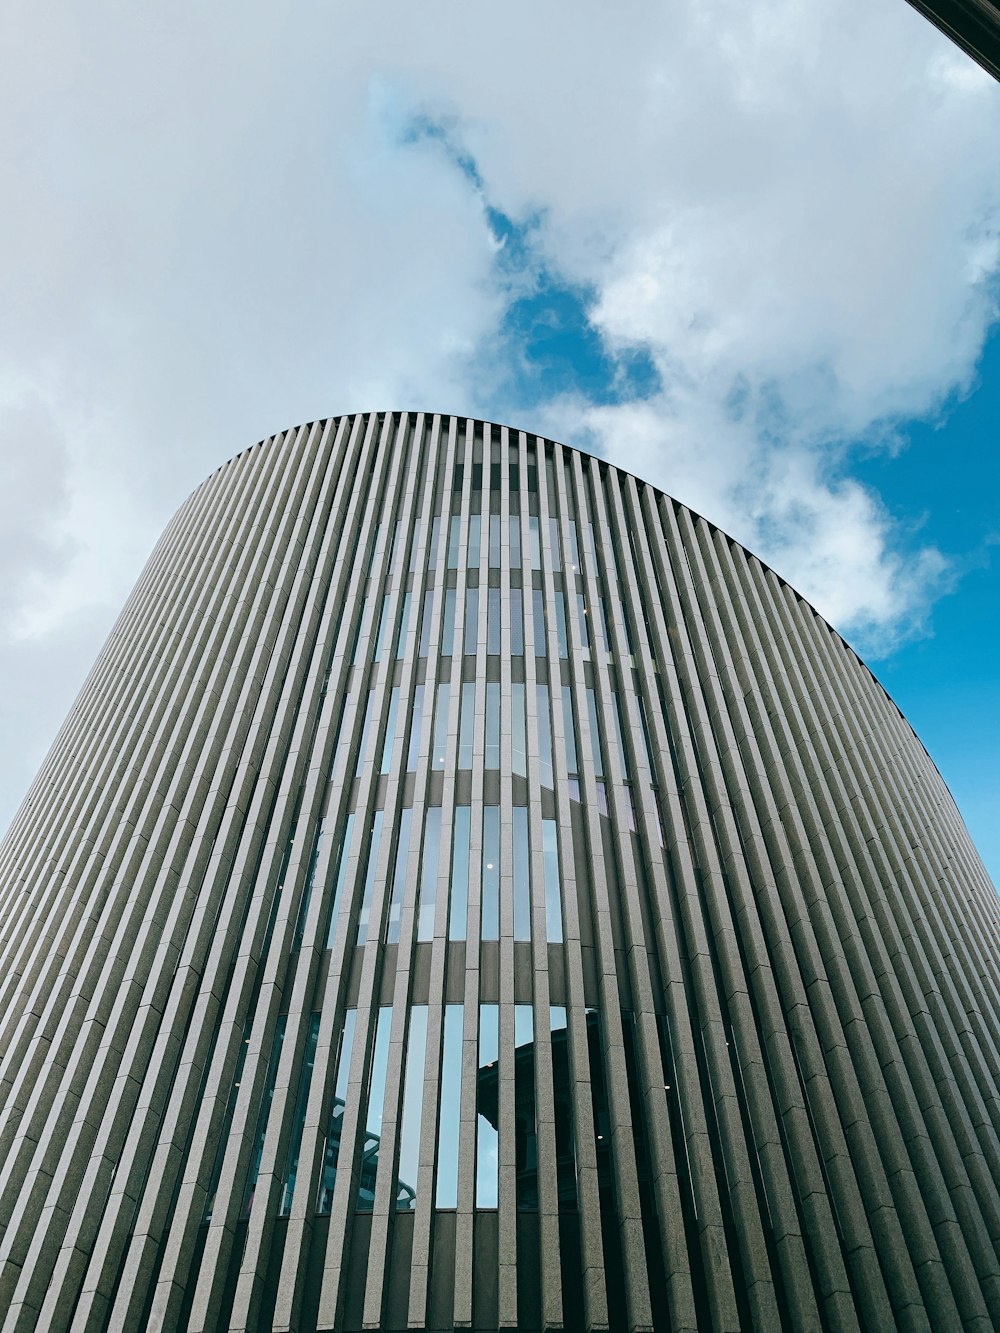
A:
[317,1008,357,1212]
[450,806,471,940]
[417,807,442,941]
[513,806,531,941]
[436,1005,464,1207]
[481,806,500,941]
[396,1006,428,1210]
[385,807,413,944]
[356,1006,393,1209]
[476,1004,500,1207]
[542,819,563,942]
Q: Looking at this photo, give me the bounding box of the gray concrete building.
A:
[0,411,998,1332]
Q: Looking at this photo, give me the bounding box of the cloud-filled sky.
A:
[1,0,998,879]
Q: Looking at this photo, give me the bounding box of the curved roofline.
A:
[205,409,937,775]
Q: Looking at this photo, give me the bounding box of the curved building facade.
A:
[0,412,998,1333]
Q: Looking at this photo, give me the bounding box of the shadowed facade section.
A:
[0,412,998,1332]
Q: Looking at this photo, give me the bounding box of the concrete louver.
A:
[0,411,997,1333]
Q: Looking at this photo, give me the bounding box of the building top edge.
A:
[199,409,934,773]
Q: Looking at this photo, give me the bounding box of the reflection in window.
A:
[568,519,581,572]
[513,807,531,941]
[396,1006,428,1209]
[487,587,501,654]
[280,1012,321,1215]
[436,1005,464,1207]
[356,810,385,944]
[395,591,411,660]
[509,515,522,567]
[528,516,541,570]
[355,690,375,776]
[562,686,579,777]
[485,683,500,769]
[542,819,563,943]
[373,594,391,661]
[555,592,569,659]
[406,685,424,772]
[450,806,471,940]
[293,815,324,949]
[481,806,500,941]
[550,1007,577,1209]
[510,587,524,656]
[241,1015,287,1217]
[356,1006,393,1209]
[489,514,502,567]
[442,589,456,656]
[548,517,562,572]
[464,588,479,655]
[515,1004,537,1208]
[537,685,553,786]
[380,687,400,773]
[467,513,481,565]
[577,595,591,659]
[532,590,545,655]
[458,682,476,769]
[476,1004,500,1207]
[325,813,356,947]
[512,684,527,778]
[318,1008,356,1212]
[385,808,413,944]
[432,683,449,769]
[447,516,461,569]
[419,592,434,657]
[417,807,442,941]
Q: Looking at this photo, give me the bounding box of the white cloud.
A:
[0,0,997,825]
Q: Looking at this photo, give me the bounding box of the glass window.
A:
[549,1006,577,1209]
[408,519,424,573]
[568,519,581,573]
[485,683,500,769]
[562,686,579,775]
[637,694,656,777]
[280,1012,321,1216]
[576,595,591,659]
[509,515,522,567]
[380,687,400,774]
[427,516,442,570]
[241,1015,287,1217]
[436,1005,464,1207]
[355,690,375,776]
[481,806,500,941]
[385,808,413,944]
[515,1004,537,1208]
[532,590,546,656]
[389,519,403,572]
[417,807,441,941]
[467,513,481,566]
[292,814,322,949]
[373,594,391,661]
[537,684,553,786]
[555,592,568,659]
[406,685,424,773]
[528,516,541,570]
[476,1004,500,1207]
[419,591,434,657]
[395,591,412,660]
[356,1006,393,1209]
[447,515,462,569]
[512,685,527,778]
[325,813,356,947]
[510,587,524,656]
[487,587,501,654]
[367,523,383,577]
[548,517,562,572]
[432,682,449,769]
[458,681,476,769]
[464,588,479,655]
[586,688,605,778]
[513,807,531,941]
[442,588,456,656]
[356,810,385,944]
[542,819,563,943]
[450,806,471,941]
[396,1006,428,1210]
[351,596,369,665]
[317,1008,357,1212]
[611,691,631,780]
[489,514,502,567]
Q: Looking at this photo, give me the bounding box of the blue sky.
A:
[0,0,997,884]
